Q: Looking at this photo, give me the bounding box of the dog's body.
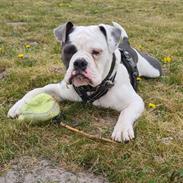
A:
[8,22,162,142]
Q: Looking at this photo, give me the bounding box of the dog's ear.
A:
[54,22,74,44]
[99,24,121,53]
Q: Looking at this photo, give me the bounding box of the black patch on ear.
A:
[61,43,77,69]
[99,26,107,40]
[111,28,121,44]
[65,22,74,43]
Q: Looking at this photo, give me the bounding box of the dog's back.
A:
[113,22,162,78]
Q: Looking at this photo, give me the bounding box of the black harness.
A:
[119,49,139,91]
[73,49,138,104]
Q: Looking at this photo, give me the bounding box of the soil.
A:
[0,157,108,183]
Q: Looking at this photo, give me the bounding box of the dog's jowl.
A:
[8,22,162,142]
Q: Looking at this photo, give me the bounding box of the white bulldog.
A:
[8,22,162,142]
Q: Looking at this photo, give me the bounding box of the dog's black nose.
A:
[73,59,88,71]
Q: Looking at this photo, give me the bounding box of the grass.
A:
[0,0,183,182]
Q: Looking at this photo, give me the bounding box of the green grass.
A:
[0,0,183,182]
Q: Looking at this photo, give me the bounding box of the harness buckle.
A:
[105,80,115,88]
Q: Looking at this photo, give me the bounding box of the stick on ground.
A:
[60,122,117,144]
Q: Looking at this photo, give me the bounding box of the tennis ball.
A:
[18,93,60,122]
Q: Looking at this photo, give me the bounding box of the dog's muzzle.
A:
[69,58,92,86]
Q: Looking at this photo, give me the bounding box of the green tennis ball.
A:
[18,93,60,122]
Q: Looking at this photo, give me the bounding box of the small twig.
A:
[60,122,117,144]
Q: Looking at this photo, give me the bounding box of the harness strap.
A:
[120,49,138,91]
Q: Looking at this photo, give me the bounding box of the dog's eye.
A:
[91,49,102,56]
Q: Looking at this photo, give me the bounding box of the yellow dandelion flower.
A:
[137,77,142,81]
[138,45,143,49]
[25,44,31,49]
[163,57,167,62]
[163,56,172,63]
[148,103,156,109]
[18,53,24,59]
[166,57,172,62]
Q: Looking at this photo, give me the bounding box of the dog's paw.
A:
[111,124,134,142]
[7,99,24,118]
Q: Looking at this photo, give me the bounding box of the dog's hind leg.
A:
[136,50,162,78]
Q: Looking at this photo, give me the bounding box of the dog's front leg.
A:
[7,81,78,118]
[111,97,144,142]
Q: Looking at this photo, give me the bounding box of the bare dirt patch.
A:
[0,156,108,183]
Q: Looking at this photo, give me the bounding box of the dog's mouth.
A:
[69,71,93,87]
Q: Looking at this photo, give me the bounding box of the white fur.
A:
[68,25,114,85]
[135,50,161,77]
[64,50,102,87]
[8,22,160,142]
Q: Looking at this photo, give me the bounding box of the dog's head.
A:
[54,22,122,87]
